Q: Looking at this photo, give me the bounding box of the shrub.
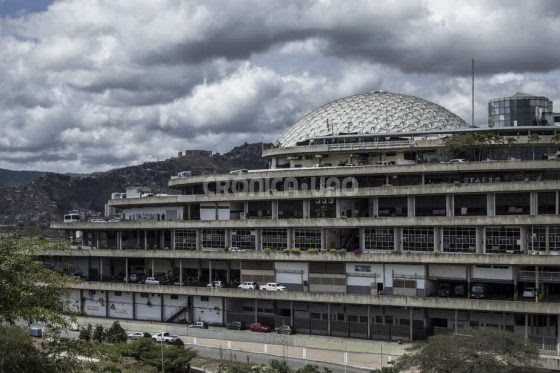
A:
[337,249,347,255]
[320,248,328,253]
[307,248,319,254]
[105,321,127,343]
[282,248,291,254]
[328,248,338,254]
[93,324,105,342]
[143,332,152,338]
[174,338,184,346]
[79,324,92,341]
[263,248,272,254]
[290,248,301,255]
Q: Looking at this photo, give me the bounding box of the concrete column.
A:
[321,228,326,250]
[161,294,164,322]
[179,260,183,286]
[446,195,454,216]
[209,261,213,283]
[99,258,103,281]
[171,229,176,249]
[487,193,495,216]
[530,192,538,216]
[394,228,402,252]
[197,260,202,279]
[513,266,518,300]
[144,230,148,250]
[434,227,442,252]
[476,227,484,254]
[372,197,379,218]
[125,258,129,283]
[132,292,136,320]
[290,301,294,326]
[303,200,310,219]
[287,228,293,250]
[409,308,413,341]
[521,226,529,254]
[243,202,249,219]
[359,227,365,250]
[367,306,371,339]
[226,261,231,282]
[224,229,230,250]
[195,229,201,251]
[96,232,100,250]
[272,200,279,219]
[255,228,261,251]
[407,196,415,217]
[151,259,155,277]
[525,313,529,342]
[335,199,341,218]
[546,226,551,254]
[327,304,331,335]
[161,230,165,249]
[79,289,84,313]
[454,309,458,334]
[535,266,540,303]
[254,299,258,322]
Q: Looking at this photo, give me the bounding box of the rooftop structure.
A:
[44,91,560,366]
[277,91,469,147]
[488,92,554,128]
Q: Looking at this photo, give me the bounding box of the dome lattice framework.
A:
[277,91,469,147]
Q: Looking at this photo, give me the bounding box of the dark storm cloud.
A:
[1,0,560,173]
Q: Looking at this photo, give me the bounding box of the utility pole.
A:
[472,58,475,127]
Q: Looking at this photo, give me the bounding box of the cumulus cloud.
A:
[1,0,560,172]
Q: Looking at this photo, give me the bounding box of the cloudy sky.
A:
[1,0,560,173]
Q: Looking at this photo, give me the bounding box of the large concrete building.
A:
[46,90,560,354]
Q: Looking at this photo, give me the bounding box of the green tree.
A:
[93,324,105,342]
[267,360,292,373]
[394,327,540,373]
[123,338,196,372]
[79,324,93,341]
[105,321,128,343]
[0,325,80,373]
[0,236,68,328]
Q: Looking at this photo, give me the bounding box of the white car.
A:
[238,281,258,290]
[207,281,224,288]
[260,282,287,292]
[448,159,466,163]
[89,218,106,223]
[128,331,146,340]
[522,287,536,298]
[144,277,160,285]
[229,247,245,252]
[152,332,180,343]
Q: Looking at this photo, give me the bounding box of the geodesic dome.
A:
[277,90,468,147]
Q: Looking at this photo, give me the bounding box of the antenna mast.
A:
[472,58,475,127]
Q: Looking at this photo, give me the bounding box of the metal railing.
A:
[518,271,560,282]
[327,140,416,151]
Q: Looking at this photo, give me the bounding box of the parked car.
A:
[152,332,180,343]
[229,247,245,252]
[448,159,466,163]
[437,283,451,297]
[128,331,147,340]
[207,281,224,288]
[187,321,208,329]
[238,281,258,290]
[128,273,138,283]
[522,287,536,298]
[274,325,294,335]
[144,277,160,285]
[249,322,271,332]
[260,282,287,292]
[226,321,245,330]
[471,283,487,299]
[89,218,106,223]
[454,284,465,297]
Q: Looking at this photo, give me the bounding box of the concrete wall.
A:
[192,296,223,324]
[472,265,513,281]
[124,206,184,221]
[136,292,163,321]
[63,289,81,313]
[83,290,108,317]
[275,262,308,290]
[107,291,133,319]
[429,264,467,280]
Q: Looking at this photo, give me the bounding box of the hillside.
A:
[0,168,45,187]
[0,143,268,226]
